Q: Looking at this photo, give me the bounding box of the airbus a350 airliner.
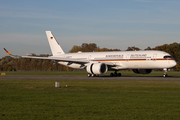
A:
[4,31,177,77]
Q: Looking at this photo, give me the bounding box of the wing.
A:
[21,57,126,69]
[22,56,89,64]
[3,48,125,69]
[22,56,123,69]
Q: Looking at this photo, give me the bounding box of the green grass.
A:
[2,70,180,77]
[0,79,180,120]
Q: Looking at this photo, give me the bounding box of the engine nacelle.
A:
[132,69,152,74]
[86,63,108,75]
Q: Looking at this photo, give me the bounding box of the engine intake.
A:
[132,69,152,74]
[86,63,108,75]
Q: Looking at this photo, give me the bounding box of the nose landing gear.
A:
[163,68,168,77]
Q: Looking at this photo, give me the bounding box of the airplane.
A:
[4,31,177,77]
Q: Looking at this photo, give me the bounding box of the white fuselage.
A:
[57,50,177,70]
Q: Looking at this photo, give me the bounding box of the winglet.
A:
[3,48,12,55]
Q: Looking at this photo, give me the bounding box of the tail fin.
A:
[46,31,65,56]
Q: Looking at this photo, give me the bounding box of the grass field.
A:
[0,75,180,120]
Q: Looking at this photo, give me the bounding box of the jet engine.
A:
[86,63,108,75]
[132,69,152,74]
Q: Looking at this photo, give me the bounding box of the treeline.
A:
[69,43,121,52]
[0,55,79,71]
[0,42,180,71]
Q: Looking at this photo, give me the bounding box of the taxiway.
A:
[0,75,180,81]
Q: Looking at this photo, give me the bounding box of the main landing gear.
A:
[87,73,99,77]
[87,72,122,77]
[110,71,121,77]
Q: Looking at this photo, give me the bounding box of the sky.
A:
[0,0,180,58]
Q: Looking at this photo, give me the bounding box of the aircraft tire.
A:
[88,73,91,77]
[118,73,121,77]
[91,74,95,77]
[163,74,168,77]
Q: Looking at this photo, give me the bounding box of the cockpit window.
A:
[163,56,173,59]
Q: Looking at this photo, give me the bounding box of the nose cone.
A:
[173,60,177,66]
[171,60,177,67]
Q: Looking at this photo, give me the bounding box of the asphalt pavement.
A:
[0,75,180,81]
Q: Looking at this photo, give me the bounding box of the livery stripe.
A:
[93,59,174,62]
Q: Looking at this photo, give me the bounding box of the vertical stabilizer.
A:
[46,31,65,55]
